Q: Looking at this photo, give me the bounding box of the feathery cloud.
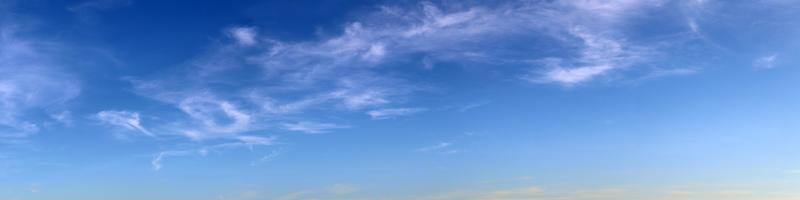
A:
[123,0,715,169]
[0,16,80,138]
[754,54,778,69]
[95,110,154,137]
[367,107,426,119]
[281,122,348,134]
[417,142,459,155]
[152,135,276,170]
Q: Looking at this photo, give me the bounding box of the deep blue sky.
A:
[1,0,800,199]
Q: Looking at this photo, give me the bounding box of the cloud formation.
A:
[227,27,258,46]
[126,0,703,143]
[119,0,717,169]
[0,14,80,138]
[367,107,426,119]
[95,110,154,137]
[417,142,458,154]
[281,121,349,134]
[754,54,778,69]
[151,135,276,170]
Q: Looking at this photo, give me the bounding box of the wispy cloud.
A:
[152,135,277,170]
[151,150,194,171]
[95,110,154,137]
[281,122,348,134]
[417,142,458,154]
[527,26,650,85]
[0,14,80,138]
[417,142,451,152]
[127,0,694,142]
[367,107,426,119]
[119,0,718,168]
[178,95,253,136]
[251,149,284,166]
[754,54,778,69]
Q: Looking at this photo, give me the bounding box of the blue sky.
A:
[1,0,800,199]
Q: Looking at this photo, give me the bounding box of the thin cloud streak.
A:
[95,110,154,137]
[367,108,426,119]
[281,122,349,134]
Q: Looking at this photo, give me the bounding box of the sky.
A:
[1,0,800,199]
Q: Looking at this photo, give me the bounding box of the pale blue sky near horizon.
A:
[1,0,800,199]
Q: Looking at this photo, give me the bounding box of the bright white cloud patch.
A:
[531,26,649,85]
[540,65,614,85]
[228,27,258,46]
[95,110,154,137]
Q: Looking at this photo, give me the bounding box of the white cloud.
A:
[178,95,253,135]
[49,111,73,126]
[530,26,649,85]
[123,0,711,168]
[754,54,778,69]
[151,149,198,171]
[152,135,276,170]
[417,142,451,152]
[129,0,684,142]
[281,122,348,134]
[540,65,614,85]
[95,110,154,137]
[251,149,284,166]
[228,27,258,46]
[687,18,701,33]
[361,43,386,61]
[367,107,426,119]
[0,19,80,138]
[327,88,391,110]
[417,142,458,154]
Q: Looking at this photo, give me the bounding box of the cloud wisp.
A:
[367,108,426,120]
[281,122,349,134]
[0,13,81,139]
[128,0,701,141]
[754,54,778,69]
[95,110,154,137]
[151,135,277,170]
[417,142,459,155]
[118,0,719,169]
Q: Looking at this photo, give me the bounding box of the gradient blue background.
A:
[1,0,799,199]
